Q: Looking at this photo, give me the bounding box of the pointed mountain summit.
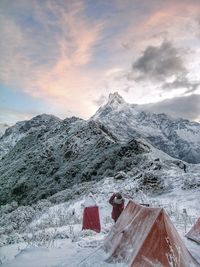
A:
[93,92,138,120]
[93,92,200,163]
[107,92,125,106]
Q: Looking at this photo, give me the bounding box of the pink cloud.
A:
[0,1,105,118]
[1,0,200,121]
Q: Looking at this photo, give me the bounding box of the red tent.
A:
[186,218,200,244]
[104,201,199,267]
[82,206,101,233]
[82,195,101,233]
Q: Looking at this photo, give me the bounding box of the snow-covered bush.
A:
[48,181,95,204]
[0,201,18,215]
[136,172,165,194]
[0,233,22,246]
[30,204,81,230]
[0,205,35,235]
[32,199,52,213]
[182,177,200,190]
[23,229,59,247]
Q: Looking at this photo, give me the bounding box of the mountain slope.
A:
[0,115,154,205]
[0,114,61,160]
[93,92,200,163]
[0,93,199,205]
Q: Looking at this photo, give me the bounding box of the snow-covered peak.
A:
[93,93,200,164]
[93,92,139,121]
[107,92,125,106]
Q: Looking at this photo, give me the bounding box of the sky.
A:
[0,0,200,124]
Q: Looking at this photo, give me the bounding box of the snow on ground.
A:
[0,239,126,267]
[0,174,200,267]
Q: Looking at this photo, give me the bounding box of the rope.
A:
[76,245,103,266]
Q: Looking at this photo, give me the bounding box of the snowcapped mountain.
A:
[0,158,200,266]
[0,93,199,206]
[0,95,200,267]
[93,92,200,163]
[0,114,158,205]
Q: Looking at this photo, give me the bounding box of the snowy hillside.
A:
[1,114,158,205]
[93,92,200,163]
[0,164,199,266]
[0,94,200,207]
[0,94,200,266]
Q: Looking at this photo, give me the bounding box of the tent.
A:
[104,201,199,267]
[82,195,101,233]
[186,218,200,244]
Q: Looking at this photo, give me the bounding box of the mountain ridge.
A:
[0,92,199,205]
[93,92,200,163]
[0,116,158,205]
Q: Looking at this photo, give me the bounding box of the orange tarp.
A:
[104,201,199,267]
[186,218,200,244]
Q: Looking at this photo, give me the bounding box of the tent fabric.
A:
[82,206,101,233]
[186,218,200,244]
[104,201,199,267]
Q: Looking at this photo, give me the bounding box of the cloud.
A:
[132,41,186,81]
[162,77,199,94]
[0,0,105,118]
[0,107,39,124]
[93,95,107,106]
[122,85,131,93]
[140,94,200,121]
[0,14,27,85]
[1,0,200,123]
